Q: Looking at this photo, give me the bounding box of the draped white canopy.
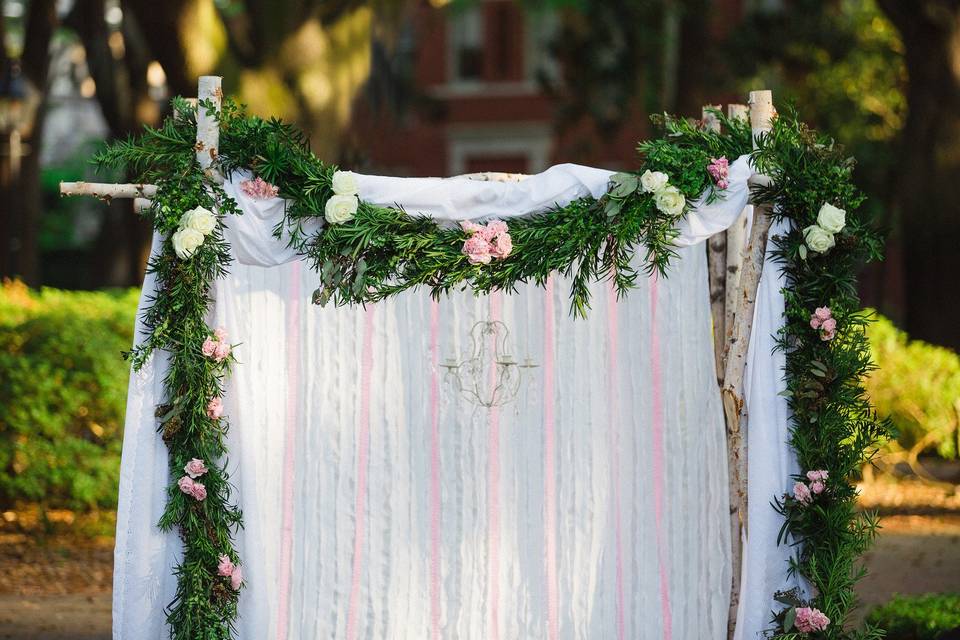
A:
[113,157,801,640]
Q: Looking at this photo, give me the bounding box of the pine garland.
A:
[96,98,885,639]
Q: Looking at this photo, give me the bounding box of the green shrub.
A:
[866,313,960,460]
[866,593,960,639]
[0,280,138,509]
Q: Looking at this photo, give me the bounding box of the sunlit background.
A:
[0,1,958,639]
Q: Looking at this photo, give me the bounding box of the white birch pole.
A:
[724,103,750,349]
[59,182,157,199]
[724,89,775,640]
[196,76,223,183]
[704,104,726,383]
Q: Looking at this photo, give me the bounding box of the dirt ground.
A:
[0,481,957,639]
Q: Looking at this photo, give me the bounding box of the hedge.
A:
[0,280,138,510]
[865,593,960,640]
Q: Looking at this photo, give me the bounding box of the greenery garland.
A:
[97,97,885,639]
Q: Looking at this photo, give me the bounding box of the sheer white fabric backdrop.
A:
[112,159,800,640]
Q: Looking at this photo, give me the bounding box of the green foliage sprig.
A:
[751,110,888,640]
[96,99,246,640]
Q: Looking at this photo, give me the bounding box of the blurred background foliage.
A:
[0,280,136,510]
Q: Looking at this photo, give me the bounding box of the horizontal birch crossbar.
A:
[59,181,157,200]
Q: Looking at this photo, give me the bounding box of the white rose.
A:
[179,206,217,235]
[324,194,359,224]
[803,225,836,254]
[331,170,359,196]
[816,203,846,234]
[654,185,686,217]
[640,170,669,194]
[171,227,205,259]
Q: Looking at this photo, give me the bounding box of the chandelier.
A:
[441,318,538,408]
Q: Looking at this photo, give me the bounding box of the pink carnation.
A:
[810,480,826,494]
[190,482,207,501]
[491,232,513,259]
[230,565,243,590]
[213,341,232,362]
[814,307,832,322]
[217,554,235,577]
[177,475,195,495]
[806,469,829,482]
[794,606,830,633]
[460,220,484,235]
[819,317,837,341]
[793,481,812,505]
[463,235,493,265]
[206,397,224,419]
[183,458,208,479]
[202,338,217,357]
[239,176,279,200]
[485,220,508,238]
[707,157,730,188]
[214,327,228,342]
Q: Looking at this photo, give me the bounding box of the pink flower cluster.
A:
[202,327,232,362]
[178,458,209,500]
[794,606,830,633]
[809,307,837,341]
[707,156,730,190]
[217,554,244,590]
[793,469,829,505]
[239,176,279,200]
[461,220,513,265]
[206,397,224,419]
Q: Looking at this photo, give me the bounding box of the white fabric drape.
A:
[113,160,794,640]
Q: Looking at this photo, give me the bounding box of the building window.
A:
[449,7,484,82]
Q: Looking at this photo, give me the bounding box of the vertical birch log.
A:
[704,105,727,383]
[196,76,223,183]
[724,103,751,349]
[725,89,775,640]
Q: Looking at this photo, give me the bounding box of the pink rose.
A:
[810,480,825,494]
[183,458,208,479]
[492,232,513,259]
[190,482,207,501]
[814,307,832,321]
[819,317,837,341]
[806,469,829,482]
[793,481,812,505]
[217,554,235,577]
[177,476,195,495]
[716,179,728,190]
[463,235,492,265]
[230,565,243,590]
[214,341,231,362]
[206,397,224,419]
[794,606,830,633]
[202,338,217,357]
[214,327,228,342]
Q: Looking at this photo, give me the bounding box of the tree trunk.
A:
[878,0,960,350]
[9,0,57,285]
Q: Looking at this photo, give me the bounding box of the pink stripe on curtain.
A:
[486,292,502,640]
[276,261,301,640]
[429,299,442,640]
[346,306,376,640]
[650,276,673,640]
[607,283,626,640]
[543,277,559,640]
